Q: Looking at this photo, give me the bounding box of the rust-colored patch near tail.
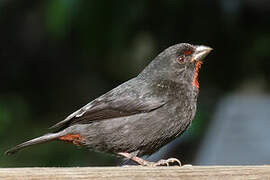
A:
[58,134,84,146]
[192,61,202,90]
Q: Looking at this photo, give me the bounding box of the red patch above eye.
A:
[184,50,192,56]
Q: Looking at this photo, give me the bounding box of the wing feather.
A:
[50,78,165,129]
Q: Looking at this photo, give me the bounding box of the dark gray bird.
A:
[5,43,212,166]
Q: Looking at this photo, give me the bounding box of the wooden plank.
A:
[0,166,270,180]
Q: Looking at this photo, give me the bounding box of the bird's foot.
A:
[150,158,181,167]
[118,152,181,167]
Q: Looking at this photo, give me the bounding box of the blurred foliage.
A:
[0,0,269,166]
[45,0,79,38]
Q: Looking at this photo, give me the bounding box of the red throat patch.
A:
[192,61,202,90]
[58,134,84,146]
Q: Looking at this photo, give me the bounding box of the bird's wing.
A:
[50,79,166,129]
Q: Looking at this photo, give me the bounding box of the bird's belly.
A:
[78,102,196,156]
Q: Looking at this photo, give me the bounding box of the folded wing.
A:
[50,78,166,130]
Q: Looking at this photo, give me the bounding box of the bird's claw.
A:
[118,152,182,167]
[150,158,181,167]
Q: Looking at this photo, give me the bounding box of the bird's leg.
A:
[118,152,150,166]
[118,152,181,167]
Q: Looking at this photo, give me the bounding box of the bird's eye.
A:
[176,56,185,63]
[184,50,192,56]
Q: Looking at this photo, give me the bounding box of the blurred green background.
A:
[1,0,270,167]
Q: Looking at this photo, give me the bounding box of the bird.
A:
[5,43,212,166]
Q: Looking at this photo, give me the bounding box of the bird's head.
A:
[140,43,212,90]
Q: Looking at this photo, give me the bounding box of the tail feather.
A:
[5,133,62,155]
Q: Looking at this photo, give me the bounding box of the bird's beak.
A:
[191,45,213,62]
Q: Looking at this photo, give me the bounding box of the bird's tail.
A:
[5,132,63,155]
